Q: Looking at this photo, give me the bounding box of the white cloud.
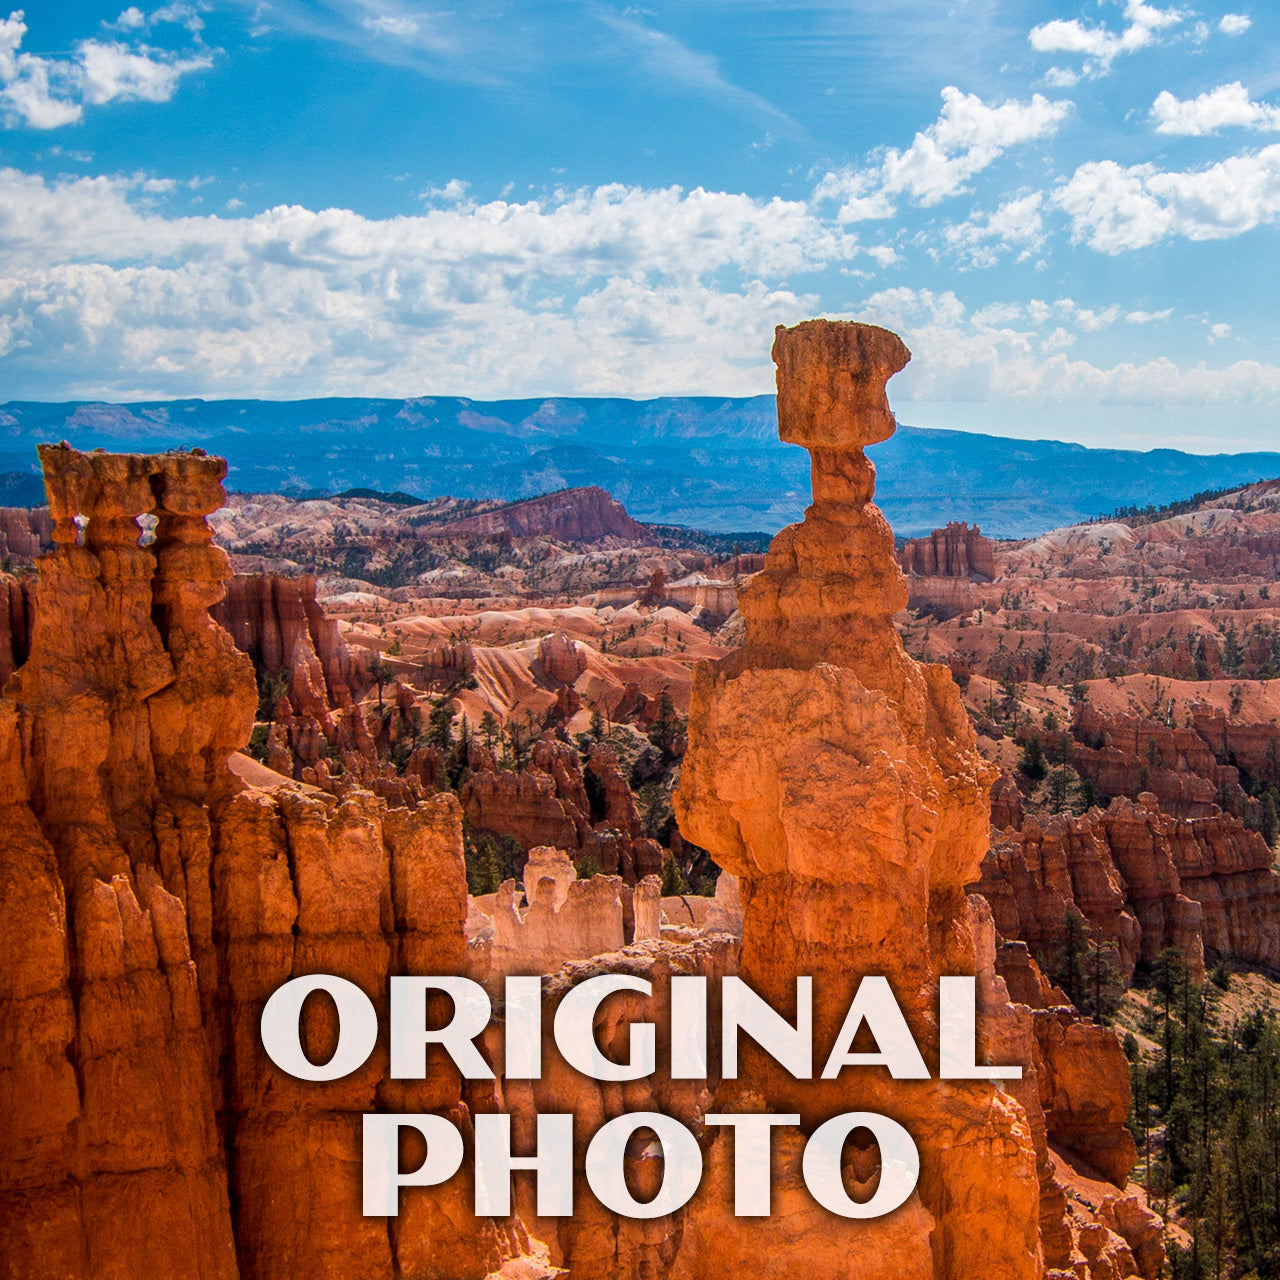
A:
[817,87,1071,222]
[1029,0,1184,78]
[363,15,421,39]
[0,9,210,128]
[111,7,146,30]
[1044,66,1081,88]
[420,178,470,203]
[0,170,871,397]
[0,11,82,127]
[78,39,212,105]
[851,286,1280,409]
[1219,13,1251,34]
[3,166,1273,420]
[148,3,205,34]
[1055,145,1280,251]
[944,192,1046,267]
[1151,82,1280,135]
[1074,304,1122,331]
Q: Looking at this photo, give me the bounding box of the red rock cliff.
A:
[0,504,53,560]
[0,446,521,1280]
[434,485,651,542]
[978,792,1280,982]
[212,571,368,710]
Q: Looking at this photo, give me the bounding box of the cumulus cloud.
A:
[0,8,211,129]
[2,166,1268,419]
[1055,145,1280,251]
[851,286,1280,408]
[1150,82,1280,135]
[0,11,82,126]
[943,193,1046,267]
[148,3,205,34]
[0,170,869,398]
[109,7,146,31]
[78,39,212,105]
[1219,13,1251,34]
[1029,0,1184,79]
[816,87,1071,222]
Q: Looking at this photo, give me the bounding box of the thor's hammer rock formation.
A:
[674,321,1043,1279]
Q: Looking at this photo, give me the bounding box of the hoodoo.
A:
[674,321,1042,1279]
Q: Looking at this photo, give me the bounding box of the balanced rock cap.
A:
[771,319,911,450]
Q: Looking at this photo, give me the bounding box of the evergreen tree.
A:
[661,853,690,896]
[427,698,455,751]
[1018,736,1047,781]
[1262,792,1279,849]
[1046,764,1076,813]
[648,687,682,758]
[368,654,395,714]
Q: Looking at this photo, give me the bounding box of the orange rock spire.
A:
[675,320,1043,1279]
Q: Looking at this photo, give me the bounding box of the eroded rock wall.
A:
[435,485,650,542]
[0,504,53,560]
[899,521,996,580]
[461,737,664,885]
[212,570,369,714]
[0,571,35,684]
[0,447,517,1280]
[978,791,1280,981]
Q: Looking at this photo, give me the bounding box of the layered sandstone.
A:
[985,933,1155,1277]
[212,571,369,712]
[0,571,34,683]
[1070,703,1238,819]
[0,504,53,560]
[536,629,588,685]
[978,791,1280,981]
[467,845,663,986]
[435,485,650,542]
[0,446,527,1280]
[460,737,664,884]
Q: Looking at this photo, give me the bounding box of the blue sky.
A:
[1,1,1278,452]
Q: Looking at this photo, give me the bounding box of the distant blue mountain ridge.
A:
[2,395,1277,538]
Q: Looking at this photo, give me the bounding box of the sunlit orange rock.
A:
[674,321,1043,1279]
[0,445,530,1280]
[899,522,996,581]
